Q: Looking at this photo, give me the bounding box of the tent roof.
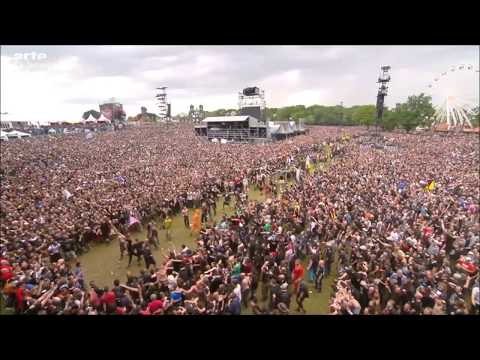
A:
[269,121,296,135]
[202,116,249,123]
[98,114,111,122]
[84,114,98,122]
[6,130,31,137]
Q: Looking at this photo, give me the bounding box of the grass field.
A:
[76,161,337,315]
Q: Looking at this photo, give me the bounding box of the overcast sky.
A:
[1,45,478,123]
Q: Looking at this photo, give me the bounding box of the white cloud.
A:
[1,46,478,122]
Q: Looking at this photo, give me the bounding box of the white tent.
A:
[0,130,9,141]
[97,113,111,123]
[82,114,98,123]
[5,130,31,139]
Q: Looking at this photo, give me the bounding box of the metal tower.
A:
[156,87,170,122]
[375,66,391,133]
[238,87,266,122]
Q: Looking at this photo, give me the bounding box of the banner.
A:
[305,155,314,175]
[324,144,332,162]
[425,180,436,192]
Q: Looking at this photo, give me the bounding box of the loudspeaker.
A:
[243,87,259,96]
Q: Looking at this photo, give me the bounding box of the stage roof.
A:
[202,116,250,123]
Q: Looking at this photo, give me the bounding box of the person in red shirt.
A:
[147,293,164,314]
[0,259,14,286]
[422,226,433,240]
[15,283,25,314]
[88,282,101,309]
[115,306,127,315]
[292,259,305,294]
[139,305,151,315]
[100,286,116,313]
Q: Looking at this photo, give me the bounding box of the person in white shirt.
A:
[471,281,479,314]
[233,280,242,304]
[242,177,249,192]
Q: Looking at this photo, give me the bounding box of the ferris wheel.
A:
[425,64,479,130]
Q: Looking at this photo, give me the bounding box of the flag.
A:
[425,180,436,192]
[330,209,337,221]
[128,216,140,226]
[305,155,311,168]
[307,163,315,175]
[305,156,314,175]
[63,189,73,200]
[324,144,332,163]
[114,175,126,185]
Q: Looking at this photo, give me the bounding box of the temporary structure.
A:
[5,130,32,138]
[82,114,98,124]
[97,113,111,123]
[0,130,9,141]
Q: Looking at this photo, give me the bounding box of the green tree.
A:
[352,105,376,128]
[469,106,479,127]
[396,93,435,132]
[381,108,397,131]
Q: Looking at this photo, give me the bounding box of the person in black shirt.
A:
[269,279,280,311]
[209,195,217,216]
[223,193,231,210]
[126,239,134,266]
[126,239,142,267]
[112,279,124,305]
[324,247,333,277]
[143,246,157,270]
[100,220,111,243]
[171,257,183,273]
[209,274,223,294]
[296,280,309,313]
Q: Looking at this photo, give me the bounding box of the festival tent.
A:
[82,114,98,124]
[97,113,111,123]
[0,130,9,141]
[5,130,32,138]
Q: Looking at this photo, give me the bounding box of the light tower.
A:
[340,101,344,122]
[156,87,171,123]
[238,87,266,122]
[375,66,391,134]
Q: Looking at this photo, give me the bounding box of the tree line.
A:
[207,93,479,132]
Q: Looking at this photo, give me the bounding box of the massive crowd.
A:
[0,124,478,315]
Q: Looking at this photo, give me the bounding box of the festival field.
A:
[2,124,478,316]
[77,164,337,315]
